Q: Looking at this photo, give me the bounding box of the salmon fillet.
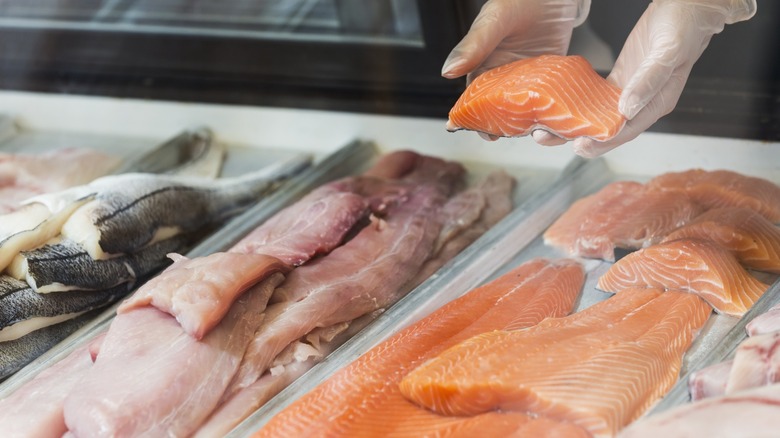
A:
[598,238,769,316]
[544,181,701,261]
[400,289,712,438]
[253,258,586,437]
[662,207,780,274]
[646,169,780,222]
[447,55,625,141]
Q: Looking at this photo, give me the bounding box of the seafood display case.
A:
[0,0,778,436]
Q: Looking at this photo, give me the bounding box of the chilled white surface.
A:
[3,90,775,176]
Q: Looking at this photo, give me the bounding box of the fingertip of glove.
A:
[572,138,609,158]
[532,130,567,146]
[441,57,467,78]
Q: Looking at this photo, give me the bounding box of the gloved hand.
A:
[573,0,757,158]
[441,0,591,141]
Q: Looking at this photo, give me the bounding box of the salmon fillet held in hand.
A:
[447,55,625,141]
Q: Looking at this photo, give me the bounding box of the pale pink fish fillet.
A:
[617,383,780,438]
[404,170,515,290]
[598,238,769,316]
[0,345,93,438]
[399,289,711,438]
[222,186,446,396]
[544,181,702,261]
[63,273,285,437]
[725,332,780,394]
[689,359,734,401]
[747,303,780,336]
[0,148,122,214]
[646,169,780,222]
[196,317,375,438]
[446,55,625,141]
[118,252,289,339]
[662,207,780,274]
[228,186,369,266]
[226,185,448,398]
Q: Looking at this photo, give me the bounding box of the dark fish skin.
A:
[20,235,191,292]
[0,277,128,330]
[0,308,101,380]
[84,157,309,256]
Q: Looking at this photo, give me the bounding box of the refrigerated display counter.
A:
[0,0,778,437]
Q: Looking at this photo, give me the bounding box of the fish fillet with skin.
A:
[447,55,625,141]
[60,154,311,260]
[254,258,586,438]
[646,169,780,222]
[544,181,701,261]
[118,252,289,339]
[598,238,769,316]
[400,289,711,438]
[662,207,780,273]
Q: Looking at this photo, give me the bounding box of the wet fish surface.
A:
[9,235,191,293]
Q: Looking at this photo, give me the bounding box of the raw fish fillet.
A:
[689,359,733,401]
[0,308,100,379]
[646,169,780,222]
[725,332,780,394]
[598,238,769,316]
[0,147,122,214]
[447,55,625,141]
[228,187,368,266]
[60,154,311,259]
[0,277,128,341]
[544,181,701,261]
[118,252,289,339]
[198,317,374,437]
[254,258,585,438]
[9,235,190,293]
[400,288,711,438]
[747,302,780,336]
[227,184,448,396]
[63,273,285,437]
[0,344,94,438]
[618,383,780,438]
[662,207,780,273]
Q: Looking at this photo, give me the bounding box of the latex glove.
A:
[441,0,591,142]
[573,0,757,158]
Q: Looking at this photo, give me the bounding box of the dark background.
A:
[0,0,776,141]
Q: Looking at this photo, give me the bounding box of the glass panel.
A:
[0,0,423,45]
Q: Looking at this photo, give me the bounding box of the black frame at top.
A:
[0,0,471,118]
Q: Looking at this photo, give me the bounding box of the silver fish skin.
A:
[0,308,100,380]
[0,277,128,337]
[60,153,312,259]
[11,235,191,293]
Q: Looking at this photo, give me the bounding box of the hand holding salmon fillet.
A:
[573,0,757,157]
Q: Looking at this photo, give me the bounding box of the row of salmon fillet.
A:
[254,167,780,437]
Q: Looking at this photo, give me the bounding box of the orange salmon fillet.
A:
[662,207,780,274]
[447,55,625,141]
[400,289,712,438]
[598,238,769,316]
[253,258,586,437]
[544,181,701,261]
[646,169,780,222]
